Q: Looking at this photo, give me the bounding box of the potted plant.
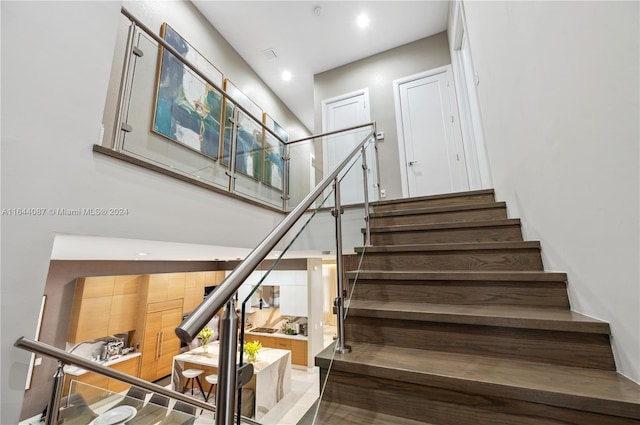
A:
[243,340,262,363]
[198,327,213,353]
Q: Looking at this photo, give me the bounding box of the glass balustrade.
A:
[105,12,378,213]
[231,139,374,424]
[60,380,195,425]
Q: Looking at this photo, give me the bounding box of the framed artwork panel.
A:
[152,23,224,160]
[263,114,289,190]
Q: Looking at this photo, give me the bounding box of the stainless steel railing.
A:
[178,127,375,424]
[14,337,261,425]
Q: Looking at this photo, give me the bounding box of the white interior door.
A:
[322,89,374,205]
[395,66,469,198]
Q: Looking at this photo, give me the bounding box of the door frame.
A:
[393,65,465,198]
[449,0,493,189]
[321,88,371,133]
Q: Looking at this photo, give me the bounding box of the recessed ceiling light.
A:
[281,70,292,81]
[137,252,149,256]
[357,14,370,29]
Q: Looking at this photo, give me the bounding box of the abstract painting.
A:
[263,114,288,190]
[152,23,224,159]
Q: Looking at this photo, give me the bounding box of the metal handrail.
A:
[287,122,375,145]
[14,337,261,424]
[175,126,375,343]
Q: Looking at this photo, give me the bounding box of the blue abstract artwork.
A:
[153,24,224,160]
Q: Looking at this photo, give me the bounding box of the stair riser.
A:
[372,207,507,226]
[373,192,496,213]
[319,369,638,425]
[345,316,615,370]
[350,281,570,308]
[359,249,544,271]
[371,224,523,245]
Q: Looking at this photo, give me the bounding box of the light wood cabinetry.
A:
[107,355,140,393]
[136,294,184,382]
[184,272,205,314]
[290,339,308,366]
[245,334,308,366]
[142,273,186,304]
[68,276,140,343]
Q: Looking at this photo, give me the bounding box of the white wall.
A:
[314,33,452,200]
[0,2,295,422]
[460,0,639,382]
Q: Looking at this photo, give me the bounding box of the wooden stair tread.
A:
[346,270,567,281]
[317,343,640,419]
[297,400,433,425]
[371,189,495,208]
[347,300,610,333]
[356,241,540,253]
[371,218,521,233]
[370,202,506,218]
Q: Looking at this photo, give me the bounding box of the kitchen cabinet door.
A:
[140,310,162,382]
[140,301,183,382]
[184,272,205,314]
[68,296,112,343]
[107,356,140,393]
[67,277,115,343]
[108,293,138,335]
[156,307,183,378]
[291,339,308,366]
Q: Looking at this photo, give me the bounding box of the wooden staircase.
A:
[307,189,640,424]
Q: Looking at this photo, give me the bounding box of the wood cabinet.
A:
[138,299,183,382]
[184,272,205,314]
[290,339,308,366]
[107,355,140,393]
[142,273,186,304]
[245,334,308,366]
[68,276,140,343]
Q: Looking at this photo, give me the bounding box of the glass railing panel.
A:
[299,147,374,424]
[231,110,284,209]
[61,380,195,425]
[119,27,231,190]
[286,125,377,211]
[233,143,373,424]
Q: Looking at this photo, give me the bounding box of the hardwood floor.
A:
[309,189,640,424]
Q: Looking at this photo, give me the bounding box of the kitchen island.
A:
[172,342,291,419]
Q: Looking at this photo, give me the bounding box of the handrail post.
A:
[216,300,239,425]
[227,106,239,192]
[332,178,352,354]
[112,20,137,151]
[361,145,371,246]
[44,361,65,425]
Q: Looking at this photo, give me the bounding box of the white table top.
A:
[174,343,290,373]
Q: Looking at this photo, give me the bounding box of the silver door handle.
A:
[408,161,418,166]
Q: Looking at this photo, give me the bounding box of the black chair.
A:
[158,401,197,425]
[112,386,148,411]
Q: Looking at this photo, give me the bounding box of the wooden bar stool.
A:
[182,369,205,398]
[204,374,218,403]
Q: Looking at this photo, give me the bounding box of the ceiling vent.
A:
[261,48,277,60]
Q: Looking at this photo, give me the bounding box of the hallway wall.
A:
[460,0,639,382]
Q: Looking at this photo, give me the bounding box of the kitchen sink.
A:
[249,327,278,333]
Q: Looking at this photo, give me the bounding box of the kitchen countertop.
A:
[244,329,308,340]
[63,352,141,376]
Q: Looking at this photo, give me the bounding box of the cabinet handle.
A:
[155,332,161,360]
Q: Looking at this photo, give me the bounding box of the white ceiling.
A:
[192,1,450,130]
[54,1,449,262]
